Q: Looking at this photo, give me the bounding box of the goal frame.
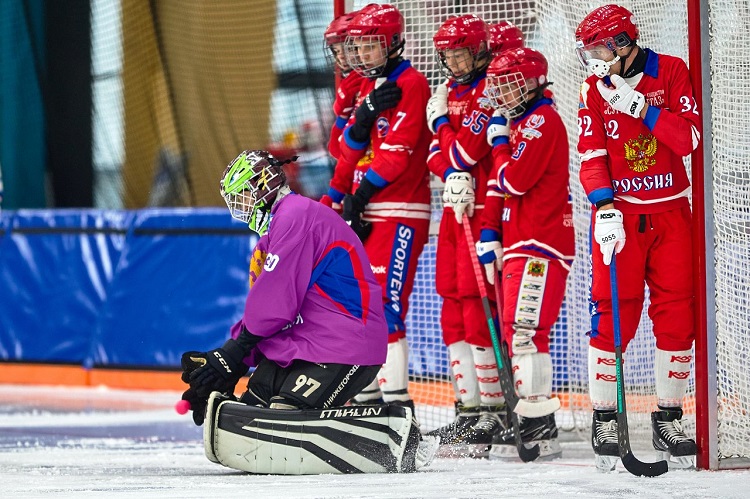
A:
[335,0,728,470]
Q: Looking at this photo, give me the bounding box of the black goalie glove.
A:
[180,387,209,426]
[342,178,380,242]
[182,329,260,399]
[348,81,402,142]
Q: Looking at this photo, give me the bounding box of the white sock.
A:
[448,340,480,408]
[588,346,617,411]
[655,348,693,408]
[514,352,552,401]
[471,344,505,407]
[380,337,411,404]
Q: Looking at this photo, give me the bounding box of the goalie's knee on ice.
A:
[204,399,430,474]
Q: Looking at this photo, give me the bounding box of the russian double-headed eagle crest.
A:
[624,133,657,172]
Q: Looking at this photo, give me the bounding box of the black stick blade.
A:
[621,452,669,477]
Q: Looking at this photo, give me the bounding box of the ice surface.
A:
[1,385,748,499]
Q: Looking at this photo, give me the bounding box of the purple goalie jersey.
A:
[230,193,387,367]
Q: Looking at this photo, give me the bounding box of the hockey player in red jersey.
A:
[575,4,701,471]
[477,47,575,459]
[488,21,524,56]
[421,14,504,457]
[321,11,364,210]
[334,3,431,412]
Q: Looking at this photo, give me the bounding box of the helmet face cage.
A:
[345,34,390,77]
[325,41,350,72]
[433,15,490,85]
[485,72,535,118]
[436,46,485,84]
[220,150,285,236]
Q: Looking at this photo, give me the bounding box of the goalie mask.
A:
[433,15,490,85]
[575,4,638,78]
[220,150,292,236]
[485,47,548,118]
[488,21,525,56]
[345,3,405,78]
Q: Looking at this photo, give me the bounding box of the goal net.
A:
[337,0,750,467]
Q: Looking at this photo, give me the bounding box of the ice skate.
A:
[652,408,696,469]
[441,405,505,458]
[591,410,619,472]
[489,413,561,460]
[426,403,480,455]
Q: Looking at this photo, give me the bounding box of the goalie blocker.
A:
[203,392,438,475]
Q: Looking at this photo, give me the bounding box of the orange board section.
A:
[0,363,186,391]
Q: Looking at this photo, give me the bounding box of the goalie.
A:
[180,150,435,474]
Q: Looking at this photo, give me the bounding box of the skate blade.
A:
[657,450,695,470]
[594,454,619,472]
[488,440,562,461]
[415,436,439,470]
[435,443,490,459]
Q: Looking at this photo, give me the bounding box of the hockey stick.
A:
[610,253,668,477]
[462,214,540,462]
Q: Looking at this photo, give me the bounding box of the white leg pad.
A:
[205,398,430,474]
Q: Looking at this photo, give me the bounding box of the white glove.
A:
[486,109,510,146]
[475,240,503,285]
[426,83,449,134]
[594,208,626,266]
[596,74,645,119]
[442,171,475,223]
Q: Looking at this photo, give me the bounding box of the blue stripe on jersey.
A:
[587,187,614,206]
[384,223,414,333]
[309,246,365,320]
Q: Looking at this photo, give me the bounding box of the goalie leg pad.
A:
[206,401,430,474]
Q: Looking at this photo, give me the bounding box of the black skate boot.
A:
[591,410,619,472]
[490,413,561,460]
[425,403,480,446]
[652,407,696,469]
[443,405,506,458]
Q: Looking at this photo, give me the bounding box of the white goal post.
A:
[335,0,749,471]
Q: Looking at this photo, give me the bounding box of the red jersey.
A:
[577,49,701,214]
[328,72,364,159]
[427,76,494,206]
[482,99,575,270]
[339,60,431,223]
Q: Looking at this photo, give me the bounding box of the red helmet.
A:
[345,4,405,77]
[575,4,638,47]
[485,47,548,117]
[488,21,525,55]
[347,4,404,52]
[325,12,357,46]
[433,15,490,84]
